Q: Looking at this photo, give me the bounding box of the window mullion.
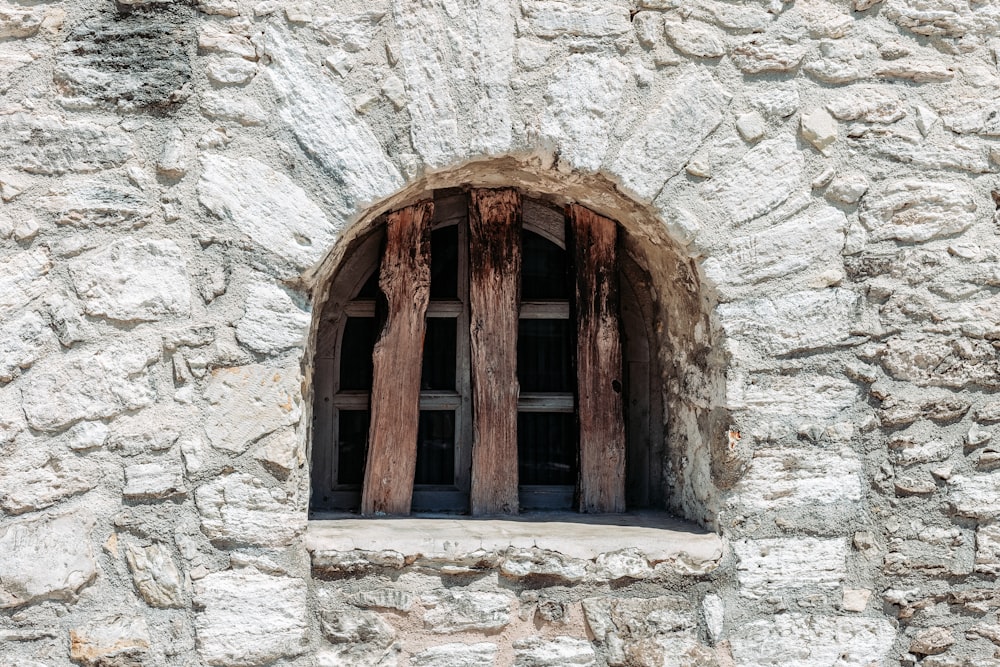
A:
[468,188,522,516]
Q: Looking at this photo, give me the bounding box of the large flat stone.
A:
[421,590,514,633]
[540,55,626,172]
[0,510,97,608]
[730,615,895,667]
[198,153,338,272]
[0,452,96,515]
[522,0,630,38]
[610,70,730,202]
[125,542,186,608]
[21,337,159,432]
[0,114,132,175]
[734,538,847,599]
[411,643,498,667]
[193,569,308,666]
[195,473,305,546]
[42,178,152,228]
[71,238,191,323]
[726,373,858,421]
[202,364,301,454]
[729,447,864,511]
[235,280,310,355]
[950,473,1000,519]
[0,248,51,319]
[513,636,596,667]
[884,0,1000,37]
[69,614,151,666]
[0,310,53,383]
[264,26,402,207]
[860,178,978,243]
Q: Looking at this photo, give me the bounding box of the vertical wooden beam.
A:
[361,202,433,515]
[469,188,522,515]
[568,204,626,513]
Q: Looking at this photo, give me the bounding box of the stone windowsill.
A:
[306,512,725,582]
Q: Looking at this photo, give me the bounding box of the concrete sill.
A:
[306,512,725,582]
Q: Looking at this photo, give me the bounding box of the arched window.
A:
[311,188,658,516]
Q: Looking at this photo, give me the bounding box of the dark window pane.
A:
[430,225,458,299]
[518,319,572,392]
[415,411,455,485]
[522,230,569,300]
[422,318,457,390]
[518,412,576,485]
[338,410,369,485]
[356,269,380,298]
[339,318,377,390]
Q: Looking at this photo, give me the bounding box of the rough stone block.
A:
[0,310,53,383]
[199,92,266,126]
[729,447,864,511]
[193,569,308,666]
[411,642,498,667]
[664,18,726,58]
[610,70,730,202]
[71,239,191,323]
[0,510,97,608]
[0,248,51,319]
[878,335,999,389]
[735,538,847,599]
[125,542,186,608]
[55,14,192,110]
[421,590,514,633]
[513,636,596,666]
[195,473,305,546]
[860,179,977,243]
[198,153,338,272]
[731,37,807,73]
[501,549,587,582]
[123,462,187,501]
[0,114,132,175]
[43,178,152,228]
[522,0,630,38]
[203,364,301,455]
[950,473,1000,519]
[0,453,96,515]
[726,373,858,422]
[319,605,395,646]
[730,615,895,667]
[235,280,310,355]
[69,614,151,667]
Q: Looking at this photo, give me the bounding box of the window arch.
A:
[310,188,660,516]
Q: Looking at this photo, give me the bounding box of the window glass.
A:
[421,318,457,390]
[518,319,572,392]
[337,410,369,485]
[429,225,459,299]
[518,412,576,485]
[339,318,377,390]
[522,230,569,300]
[415,411,455,485]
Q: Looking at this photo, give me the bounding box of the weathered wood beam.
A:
[361,202,433,515]
[568,204,626,513]
[469,188,522,515]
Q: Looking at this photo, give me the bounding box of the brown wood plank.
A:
[568,204,626,513]
[361,201,433,515]
[468,188,522,515]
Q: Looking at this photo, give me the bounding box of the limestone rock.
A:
[206,57,257,85]
[411,643,498,667]
[736,111,765,143]
[826,88,906,124]
[522,0,630,38]
[910,627,955,656]
[731,37,807,74]
[540,55,627,172]
[64,420,110,451]
[123,462,187,501]
[0,249,51,319]
[0,114,132,175]
[0,453,96,515]
[200,92,267,126]
[235,280,310,355]
[702,134,804,225]
[501,549,587,582]
[21,337,159,432]
[611,70,730,202]
[253,428,303,480]
[878,335,999,389]
[734,538,847,599]
[884,0,1000,38]
[729,615,895,667]
[0,510,97,608]
[315,11,386,53]
[860,179,977,243]
[865,136,993,174]
[125,542,186,608]
[949,473,1000,519]
[875,59,954,83]
[55,14,192,110]
[195,473,305,546]
[938,97,1000,136]
[0,3,44,39]
[750,82,799,118]
[71,239,190,322]
[727,373,857,421]
[513,636,596,667]
[347,588,416,612]
[264,26,403,206]
[583,595,695,650]
[198,153,338,272]
[975,522,1000,575]
[193,569,308,666]
[421,590,514,633]
[801,108,838,153]
[730,447,864,510]
[203,364,301,454]
[319,606,395,646]
[157,128,188,178]
[198,23,257,60]
[69,614,151,666]
[0,310,53,383]
[44,179,152,228]
[663,19,727,58]
[826,173,869,204]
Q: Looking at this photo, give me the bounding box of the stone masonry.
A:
[1,0,1000,665]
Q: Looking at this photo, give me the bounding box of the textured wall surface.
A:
[1,0,999,665]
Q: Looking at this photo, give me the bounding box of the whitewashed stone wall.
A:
[1,0,999,665]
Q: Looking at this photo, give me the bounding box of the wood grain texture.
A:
[469,188,522,515]
[568,204,626,513]
[361,201,433,516]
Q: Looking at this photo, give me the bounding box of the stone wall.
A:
[1,0,999,665]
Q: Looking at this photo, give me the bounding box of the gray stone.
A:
[421,590,514,633]
[55,14,192,110]
[123,462,187,501]
[730,615,895,667]
[21,337,159,432]
[0,114,132,175]
[726,372,858,421]
[411,643,498,667]
[860,179,977,243]
[264,26,403,206]
[0,310,53,383]
[193,569,308,666]
[0,510,97,608]
[540,55,627,172]
[198,153,338,272]
[71,239,191,322]
[513,636,596,667]
[195,473,305,546]
[950,473,1000,519]
[235,280,310,355]
[319,606,395,646]
[348,588,416,612]
[253,428,303,480]
[43,179,152,228]
[611,70,730,202]
[734,538,847,599]
[125,542,186,608]
[203,364,302,455]
[975,522,1000,576]
[910,627,955,656]
[69,614,151,667]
